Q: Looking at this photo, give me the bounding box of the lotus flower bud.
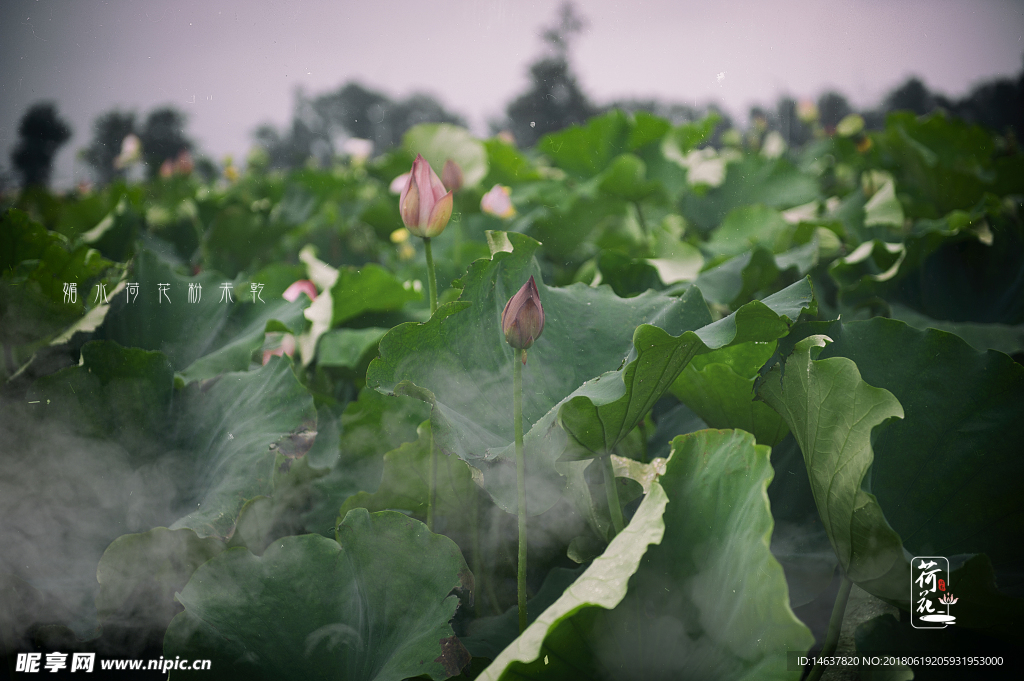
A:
[502,276,544,353]
[441,158,463,192]
[399,154,454,238]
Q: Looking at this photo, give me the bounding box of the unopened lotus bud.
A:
[399,154,454,238]
[501,276,544,352]
[441,158,463,192]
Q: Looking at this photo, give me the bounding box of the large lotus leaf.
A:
[757,335,910,602]
[480,429,814,680]
[598,153,661,202]
[96,249,309,380]
[889,302,1024,355]
[483,138,543,186]
[368,232,714,514]
[874,112,1001,218]
[704,204,790,259]
[339,421,476,526]
[316,327,388,370]
[476,481,669,680]
[0,209,113,368]
[681,155,819,235]
[694,240,819,308]
[170,357,317,538]
[164,510,472,680]
[329,264,421,327]
[812,318,1024,628]
[538,111,633,177]
[95,528,225,634]
[302,388,430,536]
[556,277,814,463]
[403,123,488,188]
[670,340,789,446]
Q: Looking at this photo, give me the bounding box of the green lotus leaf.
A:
[813,318,1024,630]
[96,528,225,633]
[757,335,909,601]
[476,480,669,680]
[96,249,309,381]
[671,340,789,446]
[170,356,317,538]
[339,420,476,526]
[302,388,430,536]
[556,277,814,462]
[164,510,472,680]
[329,264,420,327]
[479,429,814,680]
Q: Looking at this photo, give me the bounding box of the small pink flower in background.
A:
[389,172,410,195]
[481,184,515,218]
[441,159,463,192]
[262,334,297,365]
[174,150,194,175]
[159,159,175,178]
[283,279,318,302]
[399,154,453,238]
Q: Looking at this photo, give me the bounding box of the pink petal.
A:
[283,280,318,302]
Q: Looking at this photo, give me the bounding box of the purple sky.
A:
[2,0,1022,187]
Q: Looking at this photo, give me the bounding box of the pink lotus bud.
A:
[441,158,463,192]
[501,276,544,352]
[283,279,317,302]
[399,155,454,238]
[481,184,515,218]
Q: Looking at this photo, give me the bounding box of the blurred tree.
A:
[817,91,853,131]
[254,83,464,169]
[82,110,137,185]
[502,2,595,147]
[774,97,813,147]
[139,107,192,178]
[10,102,72,189]
[883,77,936,116]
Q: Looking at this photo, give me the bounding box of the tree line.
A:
[6,2,1024,190]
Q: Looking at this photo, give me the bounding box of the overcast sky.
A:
[2,0,1022,187]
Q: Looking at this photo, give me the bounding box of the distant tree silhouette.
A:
[773,97,813,147]
[817,91,853,131]
[502,2,595,147]
[11,102,72,189]
[254,83,464,169]
[873,58,1024,140]
[82,110,137,185]
[883,77,936,116]
[139,107,192,178]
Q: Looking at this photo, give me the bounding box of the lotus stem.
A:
[423,236,438,530]
[426,426,437,532]
[514,348,528,633]
[807,574,853,681]
[423,236,438,315]
[601,454,625,536]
